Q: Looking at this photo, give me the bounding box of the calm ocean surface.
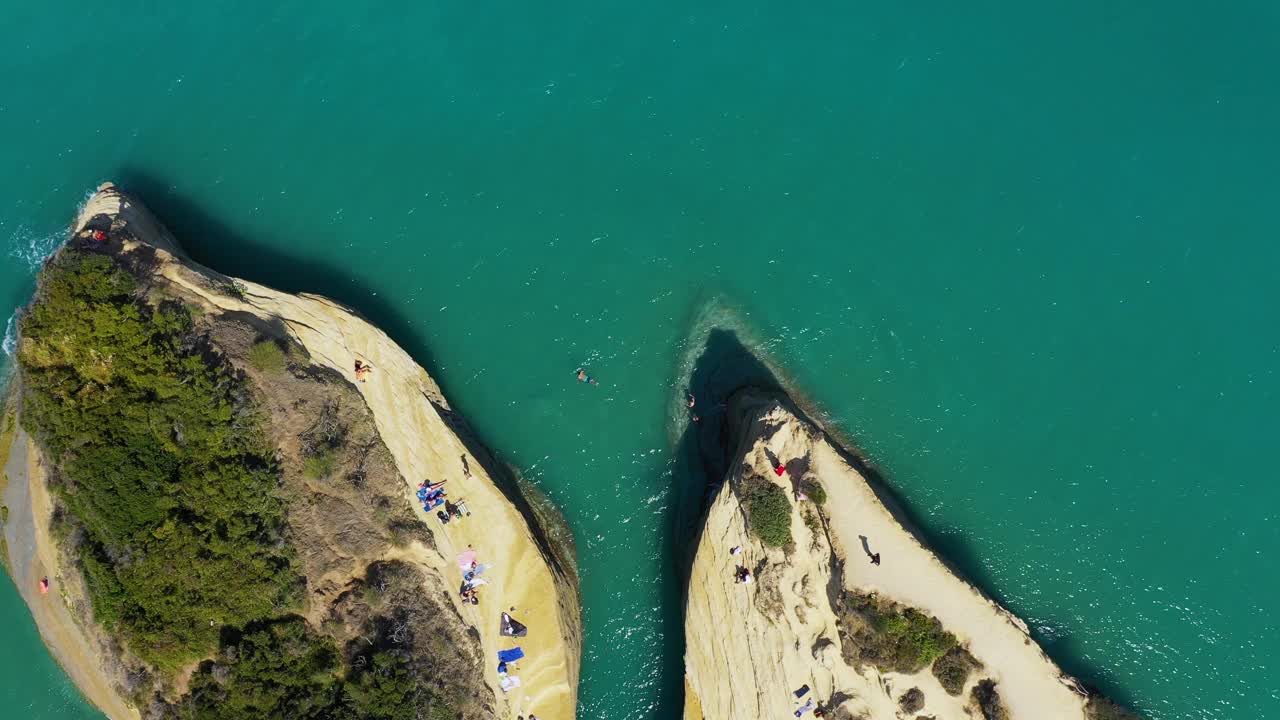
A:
[2,3,1278,718]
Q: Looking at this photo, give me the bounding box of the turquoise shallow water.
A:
[3,2,1279,718]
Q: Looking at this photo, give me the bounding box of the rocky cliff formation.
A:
[683,389,1099,720]
[2,184,579,719]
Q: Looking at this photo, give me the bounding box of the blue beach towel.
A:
[497,647,525,663]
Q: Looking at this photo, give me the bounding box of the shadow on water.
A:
[115,168,442,378]
[669,328,783,566]
[649,327,783,717]
[664,324,1136,712]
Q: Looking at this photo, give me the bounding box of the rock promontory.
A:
[2,184,580,720]
[683,388,1127,720]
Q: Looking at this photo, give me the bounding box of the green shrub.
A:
[184,619,340,719]
[803,479,827,505]
[970,679,1008,720]
[249,339,286,373]
[898,687,924,714]
[303,448,338,480]
[18,250,296,669]
[425,705,459,720]
[932,645,978,695]
[344,653,418,720]
[838,592,957,673]
[742,475,792,547]
[881,608,955,669]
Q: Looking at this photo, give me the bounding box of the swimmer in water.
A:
[575,368,599,386]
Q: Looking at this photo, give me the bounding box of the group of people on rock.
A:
[417,479,472,526]
[459,556,489,605]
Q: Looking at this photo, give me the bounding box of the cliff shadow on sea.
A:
[115,169,441,377]
[667,316,1138,712]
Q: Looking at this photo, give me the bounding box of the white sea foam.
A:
[6,223,64,273]
[2,312,15,357]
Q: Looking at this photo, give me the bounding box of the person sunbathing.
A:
[354,359,373,382]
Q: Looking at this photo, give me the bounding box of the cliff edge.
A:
[683,389,1097,720]
[2,184,579,719]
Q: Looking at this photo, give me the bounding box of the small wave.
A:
[2,312,15,356]
[6,223,65,274]
[4,185,97,275]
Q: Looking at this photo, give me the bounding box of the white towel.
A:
[500,675,522,693]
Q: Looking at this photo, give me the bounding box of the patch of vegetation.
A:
[344,652,421,720]
[898,687,924,713]
[836,592,957,673]
[248,339,287,373]
[216,279,247,300]
[969,679,1008,720]
[741,473,792,548]
[932,645,979,695]
[183,617,425,720]
[18,250,297,670]
[299,400,346,481]
[338,562,480,719]
[1086,696,1141,720]
[183,619,340,719]
[802,507,821,535]
[802,478,827,505]
[303,448,339,480]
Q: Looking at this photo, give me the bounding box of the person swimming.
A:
[575,368,599,386]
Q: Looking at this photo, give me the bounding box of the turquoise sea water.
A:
[3,2,1279,718]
